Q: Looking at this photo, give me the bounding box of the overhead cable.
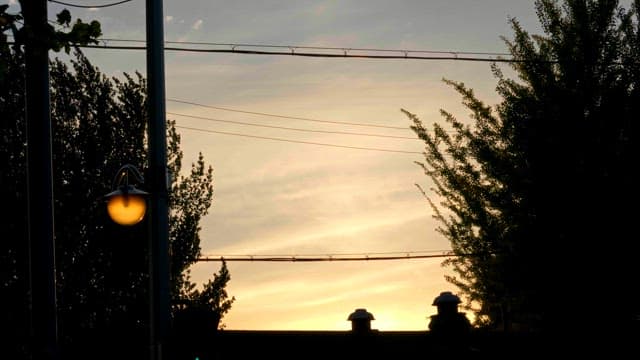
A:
[168,99,410,130]
[71,41,636,65]
[79,43,522,63]
[48,0,133,8]
[196,252,458,262]
[175,125,422,154]
[168,111,417,139]
[99,38,511,58]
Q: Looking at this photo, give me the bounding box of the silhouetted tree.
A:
[172,260,235,358]
[1,5,101,358]
[407,0,638,336]
[1,6,232,357]
[178,259,236,329]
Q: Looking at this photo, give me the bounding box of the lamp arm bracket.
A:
[112,164,145,189]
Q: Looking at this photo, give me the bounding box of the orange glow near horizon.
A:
[190,256,464,331]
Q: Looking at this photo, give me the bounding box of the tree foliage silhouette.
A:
[407,0,638,333]
[178,259,235,328]
[0,6,232,357]
[171,260,235,358]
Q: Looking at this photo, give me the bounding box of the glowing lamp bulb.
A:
[106,186,148,226]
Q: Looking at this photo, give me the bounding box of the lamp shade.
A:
[105,186,148,226]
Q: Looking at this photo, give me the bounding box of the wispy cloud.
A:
[165,15,174,23]
[191,19,203,30]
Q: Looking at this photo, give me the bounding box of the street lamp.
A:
[104,2,170,359]
[105,164,148,226]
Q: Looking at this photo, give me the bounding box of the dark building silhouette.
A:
[428,291,471,336]
[163,297,552,359]
[347,308,375,334]
[427,291,473,355]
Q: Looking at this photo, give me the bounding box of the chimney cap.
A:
[432,291,461,306]
[347,308,375,321]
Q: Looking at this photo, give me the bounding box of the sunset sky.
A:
[17,0,548,330]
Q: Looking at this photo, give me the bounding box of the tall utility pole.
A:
[146,0,170,359]
[21,0,59,359]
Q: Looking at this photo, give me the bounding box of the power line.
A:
[99,38,511,58]
[79,43,523,63]
[197,254,451,262]
[221,250,452,257]
[10,39,633,65]
[48,0,133,8]
[196,251,457,262]
[168,111,417,140]
[175,125,422,154]
[69,41,639,66]
[168,99,459,137]
[168,99,410,130]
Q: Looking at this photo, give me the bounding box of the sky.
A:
[11,0,547,331]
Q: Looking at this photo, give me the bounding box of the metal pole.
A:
[22,0,58,358]
[146,0,170,359]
